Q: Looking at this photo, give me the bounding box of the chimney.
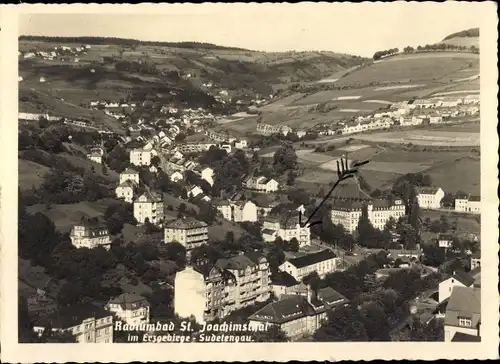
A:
[306,284,316,303]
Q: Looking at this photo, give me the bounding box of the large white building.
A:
[164,217,209,250]
[416,187,445,209]
[454,193,481,214]
[130,147,157,167]
[115,180,136,203]
[33,304,114,343]
[278,250,338,281]
[133,191,164,226]
[120,167,140,185]
[330,198,406,233]
[105,293,150,326]
[69,224,111,250]
[174,252,272,323]
[262,214,311,247]
[248,287,348,340]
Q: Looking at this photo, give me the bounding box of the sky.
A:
[19,3,481,57]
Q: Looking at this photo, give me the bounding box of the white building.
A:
[262,214,311,247]
[164,217,209,250]
[248,287,348,340]
[330,198,405,233]
[115,180,136,203]
[174,252,271,323]
[33,304,114,343]
[416,187,445,209]
[130,148,153,167]
[234,139,248,149]
[215,199,258,223]
[105,293,150,326]
[199,167,214,186]
[399,115,424,126]
[454,194,481,214]
[438,270,475,303]
[437,233,453,249]
[86,152,103,164]
[279,250,338,281]
[69,224,111,250]
[119,167,140,185]
[133,191,164,226]
[170,171,184,182]
[244,176,279,193]
[188,186,204,199]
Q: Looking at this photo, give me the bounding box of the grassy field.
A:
[425,156,480,195]
[19,159,51,191]
[334,53,479,86]
[353,130,480,147]
[26,198,118,232]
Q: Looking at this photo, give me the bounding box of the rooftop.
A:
[165,217,208,230]
[445,286,481,327]
[417,187,441,195]
[270,271,299,287]
[450,270,475,287]
[287,250,337,269]
[107,293,150,311]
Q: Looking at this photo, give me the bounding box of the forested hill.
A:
[442,28,479,41]
[18,35,252,51]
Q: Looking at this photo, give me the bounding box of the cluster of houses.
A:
[19,44,91,62]
[309,93,480,137]
[256,123,307,138]
[174,247,345,339]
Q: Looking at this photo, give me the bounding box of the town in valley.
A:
[18,22,482,344]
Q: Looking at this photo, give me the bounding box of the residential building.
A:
[198,167,214,186]
[164,217,208,250]
[262,214,311,247]
[105,293,150,326]
[330,198,405,233]
[444,286,481,342]
[437,233,453,249]
[33,304,114,343]
[214,200,232,221]
[119,167,140,185]
[176,143,216,154]
[170,171,184,182]
[469,252,481,271]
[248,287,348,340]
[87,151,103,164]
[234,139,248,149]
[188,186,204,199]
[399,115,424,126]
[454,194,481,214]
[270,271,301,299]
[130,148,152,166]
[279,250,338,281]
[133,191,164,226]
[69,224,111,250]
[115,180,136,203]
[245,176,279,193]
[417,187,445,209]
[232,200,258,222]
[174,252,272,323]
[438,270,475,303]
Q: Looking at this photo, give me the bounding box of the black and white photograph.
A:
[1,2,498,362]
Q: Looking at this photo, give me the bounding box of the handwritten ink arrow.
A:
[300,153,370,229]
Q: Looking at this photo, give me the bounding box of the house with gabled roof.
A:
[438,270,475,303]
[248,286,348,339]
[444,286,481,342]
[105,293,150,326]
[416,186,445,209]
[133,191,164,226]
[279,249,338,281]
[115,180,137,203]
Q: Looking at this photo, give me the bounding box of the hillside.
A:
[219,50,479,132]
[439,28,479,48]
